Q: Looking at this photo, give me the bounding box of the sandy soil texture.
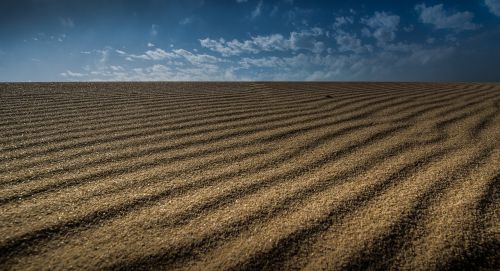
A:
[0,82,498,270]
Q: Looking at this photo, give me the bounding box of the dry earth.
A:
[0,82,499,270]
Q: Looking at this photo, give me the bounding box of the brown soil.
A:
[0,82,498,270]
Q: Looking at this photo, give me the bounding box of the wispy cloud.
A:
[251,0,263,19]
[334,31,368,53]
[145,48,178,60]
[123,48,177,61]
[333,16,354,28]
[485,0,500,17]
[200,27,324,56]
[362,12,400,45]
[415,3,480,31]
[61,70,85,77]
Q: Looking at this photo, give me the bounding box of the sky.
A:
[1,0,500,82]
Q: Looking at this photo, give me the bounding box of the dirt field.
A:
[0,82,498,270]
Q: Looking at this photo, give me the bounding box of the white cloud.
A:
[415,3,480,31]
[200,38,242,56]
[251,0,263,19]
[333,16,354,28]
[147,42,155,47]
[61,70,85,77]
[334,31,367,53]
[114,46,224,73]
[122,48,177,61]
[110,65,124,71]
[73,45,234,81]
[200,36,284,56]
[93,61,234,81]
[200,28,324,56]
[173,48,222,65]
[126,54,150,61]
[145,48,177,60]
[362,12,400,44]
[243,34,287,51]
[235,53,364,80]
[485,0,500,16]
[289,27,325,53]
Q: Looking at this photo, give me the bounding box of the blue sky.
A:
[1,0,500,81]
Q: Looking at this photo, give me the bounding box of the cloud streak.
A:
[415,3,480,31]
[251,0,263,19]
[485,0,500,16]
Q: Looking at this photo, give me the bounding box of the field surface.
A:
[0,82,499,270]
